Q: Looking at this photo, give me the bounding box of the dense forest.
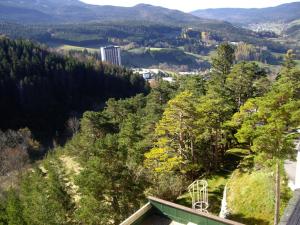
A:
[0,37,148,144]
[0,40,299,224]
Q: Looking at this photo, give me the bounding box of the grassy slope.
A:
[176,172,230,215]
[176,150,246,215]
[175,147,292,225]
[226,168,292,225]
[295,60,300,68]
[122,47,209,69]
[57,45,99,53]
[38,150,83,206]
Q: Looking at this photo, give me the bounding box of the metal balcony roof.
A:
[120,197,245,225]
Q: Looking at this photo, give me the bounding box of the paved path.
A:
[284,139,300,190]
[285,160,297,186]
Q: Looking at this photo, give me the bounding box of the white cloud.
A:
[80,0,298,12]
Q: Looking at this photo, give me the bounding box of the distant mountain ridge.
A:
[191,2,300,25]
[0,0,289,52]
[0,0,214,25]
[0,0,260,43]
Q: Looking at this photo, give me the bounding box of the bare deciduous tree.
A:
[66,117,80,136]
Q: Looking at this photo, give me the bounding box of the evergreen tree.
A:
[6,190,25,225]
[210,42,235,90]
[195,91,234,172]
[145,91,198,174]
[76,134,144,225]
[20,164,71,225]
[225,62,267,109]
[283,49,296,71]
[0,200,7,225]
[178,75,206,97]
[232,57,300,224]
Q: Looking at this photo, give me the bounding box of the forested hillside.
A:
[0,43,299,225]
[191,2,300,46]
[191,2,300,25]
[0,21,254,46]
[0,37,148,143]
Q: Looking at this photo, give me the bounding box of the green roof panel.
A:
[121,197,245,225]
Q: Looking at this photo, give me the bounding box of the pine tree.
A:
[6,190,25,225]
[20,167,70,225]
[225,62,267,109]
[211,42,235,88]
[232,55,300,225]
[283,49,296,71]
[195,90,234,172]
[0,200,8,225]
[145,91,199,174]
[75,134,144,225]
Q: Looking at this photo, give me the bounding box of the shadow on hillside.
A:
[208,184,225,214]
[228,213,270,225]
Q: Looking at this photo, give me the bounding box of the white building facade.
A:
[100,46,122,66]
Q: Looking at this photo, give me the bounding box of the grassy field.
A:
[184,51,203,59]
[226,167,292,225]
[295,60,300,68]
[227,169,274,225]
[175,148,293,225]
[176,172,230,215]
[127,47,147,54]
[57,45,99,53]
[176,149,247,215]
[149,47,164,51]
[122,47,209,70]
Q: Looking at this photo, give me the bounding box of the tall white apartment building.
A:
[100,46,122,66]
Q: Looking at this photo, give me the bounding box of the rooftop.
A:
[121,197,245,225]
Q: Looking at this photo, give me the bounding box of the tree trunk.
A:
[191,137,194,163]
[112,195,121,225]
[274,162,280,225]
[238,94,241,109]
[179,112,184,157]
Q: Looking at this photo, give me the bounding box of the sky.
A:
[81,0,298,12]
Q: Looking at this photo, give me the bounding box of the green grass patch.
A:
[184,51,203,59]
[122,48,208,70]
[128,47,146,54]
[128,47,169,54]
[226,167,292,225]
[149,47,164,51]
[57,45,99,53]
[176,171,231,215]
[176,149,246,215]
[295,60,300,68]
